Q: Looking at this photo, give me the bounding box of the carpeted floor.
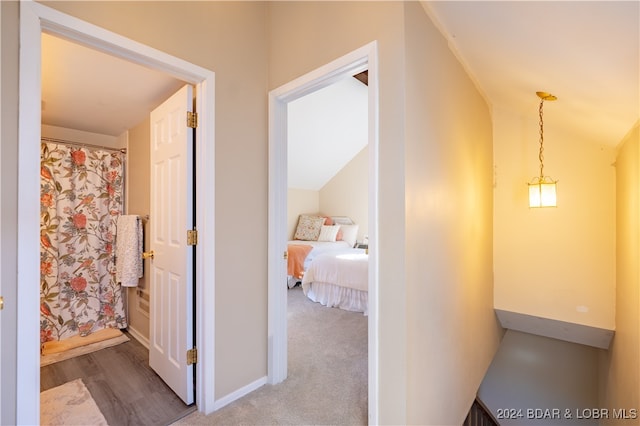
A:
[173,286,368,425]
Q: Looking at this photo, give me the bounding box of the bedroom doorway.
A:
[267,42,379,424]
[18,2,216,421]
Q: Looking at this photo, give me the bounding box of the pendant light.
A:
[528,91,558,208]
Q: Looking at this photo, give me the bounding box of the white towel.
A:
[115,215,143,287]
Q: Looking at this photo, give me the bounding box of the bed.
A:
[287,214,368,314]
[287,240,355,283]
[301,247,368,315]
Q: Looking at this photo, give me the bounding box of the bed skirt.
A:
[302,281,368,315]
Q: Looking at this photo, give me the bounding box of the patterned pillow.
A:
[293,215,325,241]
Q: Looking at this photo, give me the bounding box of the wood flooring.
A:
[40,331,195,426]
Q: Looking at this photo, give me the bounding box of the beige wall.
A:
[39,1,270,399]
[600,122,640,424]
[287,189,319,239]
[125,118,151,342]
[403,2,502,423]
[493,105,616,329]
[6,1,612,423]
[0,1,19,423]
[271,2,501,423]
[288,146,369,242]
[269,2,409,422]
[320,146,369,243]
[41,124,121,148]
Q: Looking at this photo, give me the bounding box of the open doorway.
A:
[267,41,380,424]
[285,71,369,421]
[39,30,195,424]
[18,2,216,422]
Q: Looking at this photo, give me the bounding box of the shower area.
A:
[40,137,128,344]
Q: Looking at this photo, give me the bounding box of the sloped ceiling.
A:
[41,1,639,159]
[424,1,639,147]
[287,77,368,190]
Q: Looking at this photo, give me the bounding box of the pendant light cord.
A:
[538,99,545,179]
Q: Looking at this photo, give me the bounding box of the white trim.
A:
[366,45,380,426]
[18,5,42,423]
[194,75,216,415]
[212,376,268,411]
[267,41,380,425]
[18,0,216,420]
[0,1,3,418]
[126,326,150,350]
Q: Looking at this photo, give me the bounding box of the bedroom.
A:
[284,69,370,418]
[286,71,369,312]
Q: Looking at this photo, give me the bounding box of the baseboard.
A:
[212,376,267,411]
[125,326,150,349]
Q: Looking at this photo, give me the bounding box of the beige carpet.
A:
[41,328,129,367]
[40,378,108,426]
[172,286,368,425]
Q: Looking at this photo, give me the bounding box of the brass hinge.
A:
[187,347,197,365]
[187,111,198,129]
[187,229,198,246]
[283,250,288,260]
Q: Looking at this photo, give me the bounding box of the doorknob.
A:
[142,250,155,260]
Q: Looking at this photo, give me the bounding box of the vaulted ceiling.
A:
[41,1,639,160]
[287,76,368,191]
[424,1,639,147]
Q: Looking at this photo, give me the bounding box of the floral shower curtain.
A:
[40,141,127,343]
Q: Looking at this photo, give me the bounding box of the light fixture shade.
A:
[528,177,557,208]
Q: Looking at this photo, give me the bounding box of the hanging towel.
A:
[115,215,143,287]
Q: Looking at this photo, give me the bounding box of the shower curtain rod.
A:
[41,137,127,154]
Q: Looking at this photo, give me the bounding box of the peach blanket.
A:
[287,244,313,279]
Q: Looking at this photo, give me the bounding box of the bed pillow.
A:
[338,224,359,247]
[331,216,354,225]
[317,225,341,242]
[293,215,325,241]
[320,215,334,226]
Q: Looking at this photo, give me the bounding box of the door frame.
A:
[267,41,380,424]
[18,2,216,422]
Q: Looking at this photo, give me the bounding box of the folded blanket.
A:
[287,244,313,279]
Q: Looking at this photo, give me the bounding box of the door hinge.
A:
[187,111,198,129]
[187,347,197,365]
[187,229,198,246]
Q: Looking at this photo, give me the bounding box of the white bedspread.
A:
[288,240,353,270]
[287,240,353,288]
[301,248,368,315]
[301,251,368,292]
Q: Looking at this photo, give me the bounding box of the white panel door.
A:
[149,84,194,405]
